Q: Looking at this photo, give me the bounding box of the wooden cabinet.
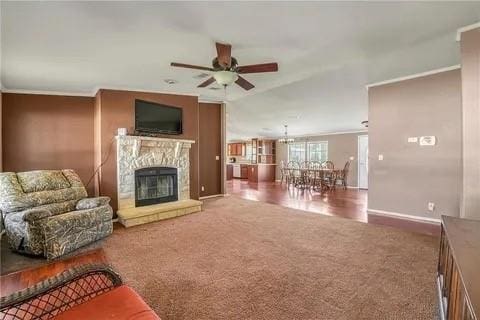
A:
[247,165,258,183]
[240,164,248,179]
[437,216,479,320]
[247,164,276,183]
[228,143,245,156]
[226,164,233,181]
[254,139,276,164]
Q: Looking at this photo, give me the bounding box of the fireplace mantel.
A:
[115,135,201,227]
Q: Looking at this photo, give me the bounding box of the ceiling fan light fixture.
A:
[213,70,238,86]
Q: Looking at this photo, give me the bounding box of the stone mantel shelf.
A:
[115,135,195,144]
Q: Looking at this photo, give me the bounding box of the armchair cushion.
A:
[16,170,70,193]
[23,208,53,223]
[75,196,110,210]
[52,285,160,320]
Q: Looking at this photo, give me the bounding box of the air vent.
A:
[193,73,210,79]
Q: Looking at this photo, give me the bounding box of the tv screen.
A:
[135,99,182,135]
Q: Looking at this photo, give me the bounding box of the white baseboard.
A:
[199,194,225,200]
[367,208,441,224]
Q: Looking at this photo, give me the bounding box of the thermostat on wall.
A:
[419,136,436,146]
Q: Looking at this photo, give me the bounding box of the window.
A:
[287,141,328,163]
[288,142,306,163]
[307,142,328,162]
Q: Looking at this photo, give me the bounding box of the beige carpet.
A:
[103,196,439,320]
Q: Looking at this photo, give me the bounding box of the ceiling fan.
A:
[170,42,278,91]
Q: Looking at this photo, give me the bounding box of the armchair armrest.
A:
[0,264,122,320]
[76,196,111,210]
[22,208,53,223]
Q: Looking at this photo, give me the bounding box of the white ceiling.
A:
[2,2,480,140]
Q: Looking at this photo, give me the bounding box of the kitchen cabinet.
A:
[253,139,276,164]
[247,164,277,183]
[228,143,245,156]
[226,164,233,181]
[240,164,248,179]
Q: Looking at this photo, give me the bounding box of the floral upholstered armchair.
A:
[0,170,113,259]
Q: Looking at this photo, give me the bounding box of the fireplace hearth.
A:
[135,167,178,207]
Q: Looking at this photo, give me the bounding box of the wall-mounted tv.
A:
[135,99,183,135]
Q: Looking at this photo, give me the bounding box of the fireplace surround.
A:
[115,135,202,227]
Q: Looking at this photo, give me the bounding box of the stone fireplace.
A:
[115,135,202,227]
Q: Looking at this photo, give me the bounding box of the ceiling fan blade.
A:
[197,77,216,88]
[235,76,255,91]
[171,62,214,71]
[237,62,278,74]
[216,42,232,68]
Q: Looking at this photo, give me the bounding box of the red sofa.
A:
[0,264,160,320]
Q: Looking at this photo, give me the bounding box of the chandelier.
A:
[278,125,294,144]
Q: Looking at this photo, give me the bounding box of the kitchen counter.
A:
[247,164,276,182]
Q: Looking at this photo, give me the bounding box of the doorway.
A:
[358,135,368,189]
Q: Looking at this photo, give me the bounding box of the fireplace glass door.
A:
[135,167,178,207]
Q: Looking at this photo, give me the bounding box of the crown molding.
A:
[366,65,461,89]
[456,21,480,42]
[1,85,202,98]
[1,88,93,97]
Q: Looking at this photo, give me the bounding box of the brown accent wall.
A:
[199,102,222,197]
[2,93,95,194]
[460,28,480,220]
[94,89,200,212]
[368,69,462,219]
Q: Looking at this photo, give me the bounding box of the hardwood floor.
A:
[0,248,107,297]
[227,179,440,236]
[227,179,368,222]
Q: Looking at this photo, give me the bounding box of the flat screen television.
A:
[135,99,182,135]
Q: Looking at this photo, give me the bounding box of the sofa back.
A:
[0,170,88,214]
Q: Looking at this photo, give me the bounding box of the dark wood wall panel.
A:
[199,102,222,197]
[2,93,95,195]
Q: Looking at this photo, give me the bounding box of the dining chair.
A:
[286,161,300,188]
[321,161,336,190]
[336,161,350,190]
[279,160,286,184]
[309,161,322,191]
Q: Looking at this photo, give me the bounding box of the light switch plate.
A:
[408,137,418,143]
[378,154,384,161]
[215,156,220,160]
[419,136,436,146]
[349,156,355,161]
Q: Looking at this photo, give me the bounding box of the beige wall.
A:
[460,27,480,220]
[368,69,462,219]
[276,132,367,187]
[0,90,2,172]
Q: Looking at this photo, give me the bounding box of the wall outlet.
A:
[201,186,205,192]
[407,137,418,143]
[378,154,384,161]
[349,156,355,161]
[428,202,435,212]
